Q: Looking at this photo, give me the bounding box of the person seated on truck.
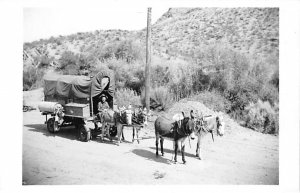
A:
[97,94,110,140]
[98,95,110,117]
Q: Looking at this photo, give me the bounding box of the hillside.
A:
[23,8,279,68]
[23,7,279,135]
[151,8,279,59]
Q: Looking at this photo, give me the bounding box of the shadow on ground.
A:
[149,147,197,158]
[25,124,134,146]
[25,124,80,141]
[131,149,172,165]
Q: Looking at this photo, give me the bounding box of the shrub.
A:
[270,67,279,90]
[38,55,52,68]
[114,88,141,108]
[244,100,278,134]
[58,51,78,70]
[258,84,279,106]
[151,65,171,87]
[141,86,174,111]
[23,66,45,91]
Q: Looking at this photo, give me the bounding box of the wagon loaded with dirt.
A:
[38,71,117,142]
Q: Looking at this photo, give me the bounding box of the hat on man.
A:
[99,94,107,99]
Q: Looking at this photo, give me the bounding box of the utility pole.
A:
[145,7,151,113]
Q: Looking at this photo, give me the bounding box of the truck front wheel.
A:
[47,117,60,133]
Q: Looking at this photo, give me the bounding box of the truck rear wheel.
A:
[79,124,91,142]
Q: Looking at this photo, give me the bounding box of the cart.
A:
[38,71,116,142]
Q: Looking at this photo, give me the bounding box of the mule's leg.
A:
[174,141,178,163]
[116,124,122,145]
[132,126,135,143]
[181,144,186,164]
[100,123,105,141]
[136,127,140,144]
[108,125,112,141]
[196,142,200,158]
[155,134,159,157]
[122,129,125,141]
[196,135,203,160]
[160,137,164,156]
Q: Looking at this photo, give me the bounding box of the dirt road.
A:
[22,109,278,185]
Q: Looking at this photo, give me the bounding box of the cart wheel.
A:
[47,118,59,133]
[79,124,91,142]
[109,125,117,138]
[23,106,28,112]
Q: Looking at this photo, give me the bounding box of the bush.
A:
[258,84,279,106]
[23,66,45,91]
[58,51,78,70]
[142,86,174,111]
[39,55,52,68]
[114,88,141,108]
[270,67,279,90]
[105,59,145,93]
[244,100,278,134]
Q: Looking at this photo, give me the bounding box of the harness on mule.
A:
[195,115,219,142]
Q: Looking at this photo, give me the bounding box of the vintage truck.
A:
[38,71,117,142]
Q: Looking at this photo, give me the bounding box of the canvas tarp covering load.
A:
[43,71,115,99]
[91,71,115,98]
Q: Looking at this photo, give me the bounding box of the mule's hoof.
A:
[161,153,164,157]
[183,160,186,164]
[156,153,159,157]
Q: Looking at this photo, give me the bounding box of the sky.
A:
[24,6,168,42]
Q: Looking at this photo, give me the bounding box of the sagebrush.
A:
[244,100,278,134]
[114,88,141,108]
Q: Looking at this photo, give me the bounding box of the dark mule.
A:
[154,115,196,164]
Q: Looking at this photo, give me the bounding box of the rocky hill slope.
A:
[23,7,279,69]
[150,8,279,59]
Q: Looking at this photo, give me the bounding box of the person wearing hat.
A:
[97,94,110,140]
[98,94,109,113]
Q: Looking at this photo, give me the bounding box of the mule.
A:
[154,114,196,164]
[194,114,225,160]
[98,108,132,144]
[130,108,149,143]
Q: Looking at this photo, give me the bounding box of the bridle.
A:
[177,118,193,137]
